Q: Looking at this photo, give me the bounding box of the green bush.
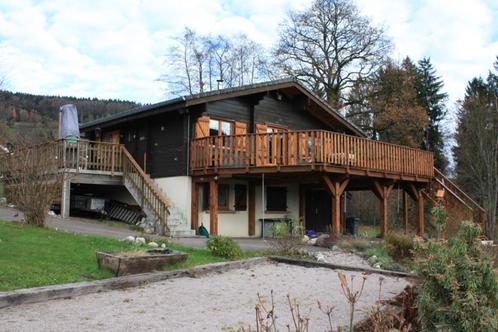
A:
[415,222,498,332]
[207,236,242,260]
[385,232,414,261]
[431,205,448,239]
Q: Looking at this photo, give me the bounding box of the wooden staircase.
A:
[121,146,171,235]
[55,140,172,235]
[422,167,486,234]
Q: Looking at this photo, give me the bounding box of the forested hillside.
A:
[0,90,140,143]
[0,90,140,124]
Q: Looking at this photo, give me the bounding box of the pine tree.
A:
[453,65,498,239]
[416,58,448,172]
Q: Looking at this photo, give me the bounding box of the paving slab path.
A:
[0,262,410,332]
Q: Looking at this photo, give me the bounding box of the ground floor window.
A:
[266,186,287,212]
[202,183,230,210]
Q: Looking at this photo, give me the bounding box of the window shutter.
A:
[255,123,268,166]
[195,116,210,138]
[255,123,267,134]
[235,121,247,135]
[234,121,247,153]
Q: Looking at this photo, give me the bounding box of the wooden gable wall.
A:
[199,93,331,133]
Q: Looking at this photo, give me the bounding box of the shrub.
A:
[207,236,242,259]
[431,204,448,239]
[269,219,304,256]
[415,222,498,332]
[384,232,414,261]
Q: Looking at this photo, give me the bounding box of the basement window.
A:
[266,187,287,212]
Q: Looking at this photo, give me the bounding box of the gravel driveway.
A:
[0,262,410,332]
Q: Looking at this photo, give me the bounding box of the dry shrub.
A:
[236,290,310,332]
[355,283,420,332]
[0,142,64,227]
[269,219,304,256]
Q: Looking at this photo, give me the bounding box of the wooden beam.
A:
[404,183,420,202]
[248,182,256,236]
[333,193,341,235]
[209,180,218,236]
[372,181,394,237]
[403,191,408,235]
[191,181,199,231]
[322,175,349,235]
[417,191,424,236]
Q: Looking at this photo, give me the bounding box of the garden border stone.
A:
[269,256,417,278]
[0,257,266,309]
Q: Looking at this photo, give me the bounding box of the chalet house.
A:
[66,78,483,237]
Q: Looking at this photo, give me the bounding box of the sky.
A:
[0,0,497,110]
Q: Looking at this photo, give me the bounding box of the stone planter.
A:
[96,248,188,276]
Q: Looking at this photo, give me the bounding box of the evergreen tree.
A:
[453,61,498,239]
[416,58,448,172]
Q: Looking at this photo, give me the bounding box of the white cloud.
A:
[0,0,496,110]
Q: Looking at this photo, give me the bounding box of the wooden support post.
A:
[372,181,394,237]
[402,191,408,235]
[60,175,71,219]
[417,192,424,236]
[323,176,349,236]
[340,195,345,234]
[191,181,199,231]
[248,182,256,236]
[209,180,218,235]
[405,183,425,237]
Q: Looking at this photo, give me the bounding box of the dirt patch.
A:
[0,262,411,331]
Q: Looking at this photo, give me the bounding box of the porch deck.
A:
[190,130,434,182]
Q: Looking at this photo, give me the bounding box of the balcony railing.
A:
[190,130,434,178]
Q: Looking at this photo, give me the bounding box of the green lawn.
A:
[0,221,251,291]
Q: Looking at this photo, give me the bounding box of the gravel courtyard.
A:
[0,262,411,332]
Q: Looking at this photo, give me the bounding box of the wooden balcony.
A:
[190,130,434,181]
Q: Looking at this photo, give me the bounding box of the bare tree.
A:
[162,27,196,95]
[274,0,392,108]
[163,29,270,96]
[0,142,64,227]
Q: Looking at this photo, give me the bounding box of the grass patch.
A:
[357,225,380,238]
[363,244,408,272]
[163,242,264,270]
[0,221,136,291]
[0,221,263,291]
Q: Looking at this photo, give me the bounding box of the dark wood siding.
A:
[202,95,329,132]
[205,99,250,123]
[147,112,186,178]
[255,95,328,130]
